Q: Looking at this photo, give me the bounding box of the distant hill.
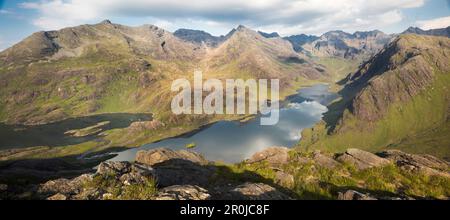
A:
[173,28,225,47]
[283,34,319,52]
[299,30,393,60]
[403,26,450,38]
[258,31,281,38]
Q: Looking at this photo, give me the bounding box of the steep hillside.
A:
[203,25,327,96]
[300,34,450,160]
[300,30,393,60]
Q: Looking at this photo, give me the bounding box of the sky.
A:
[0,0,449,50]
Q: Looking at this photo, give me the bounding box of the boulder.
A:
[154,185,210,200]
[38,173,93,197]
[378,150,449,177]
[338,190,377,200]
[47,193,68,200]
[96,161,132,176]
[224,183,291,200]
[312,151,340,169]
[246,147,290,166]
[336,149,391,170]
[135,148,208,166]
[274,171,295,188]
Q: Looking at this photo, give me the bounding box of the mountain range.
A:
[0,21,449,162]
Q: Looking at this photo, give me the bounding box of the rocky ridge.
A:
[2,146,448,200]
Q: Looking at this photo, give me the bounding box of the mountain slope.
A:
[203,26,327,94]
[0,21,329,159]
[300,34,450,160]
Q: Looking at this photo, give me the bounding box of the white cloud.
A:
[20,0,426,35]
[0,9,13,14]
[417,16,450,30]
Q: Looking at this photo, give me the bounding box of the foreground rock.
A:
[336,149,391,170]
[246,147,290,166]
[223,183,291,200]
[3,147,449,200]
[154,185,210,200]
[38,161,155,200]
[378,150,450,177]
[136,148,209,166]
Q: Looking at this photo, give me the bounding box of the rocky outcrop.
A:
[338,190,377,200]
[312,151,340,169]
[336,149,391,170]
[136,148,209,166]
[3,147,448,200]
[246,147,290,166]
[274,171,295,189]
[378,150,450,177]
[37,161,155,200]
[154,185,211,200]
[223,183,291,200]
[338,190,416,200]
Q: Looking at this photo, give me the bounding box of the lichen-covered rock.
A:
[338,190,377,200]
[312,151,340,169]
[135,148,209,166]
[38,174,93,197]
[96,161,132,176]
[154,185,210,200]
[225,183,291,200]
[336,149,391,170]
[274,171,295,188]
[47,193,68,200]
[378,150,450,177]
[246,147,290,166]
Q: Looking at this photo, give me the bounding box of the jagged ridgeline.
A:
[0,21,326,126]
[300,34,450,159]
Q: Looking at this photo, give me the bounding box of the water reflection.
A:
[111,84,338,163]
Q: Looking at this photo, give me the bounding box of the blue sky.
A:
[0,0,449,50]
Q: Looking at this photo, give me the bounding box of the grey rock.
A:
[225,183,291,200]
[96,161,132,176]
[338,190,377,200]
[274,171,295,188]
[312,151,340,169]
[378,150,450,177]
[155,185,210,200]
[246,147,290,166]
[135,148,209,166]
[336,149,391,170]
[47,193,68,200]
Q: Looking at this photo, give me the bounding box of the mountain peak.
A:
[237,25,247,30]
[100,19,113,25]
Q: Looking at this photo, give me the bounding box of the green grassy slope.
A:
[299,35,450,160]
